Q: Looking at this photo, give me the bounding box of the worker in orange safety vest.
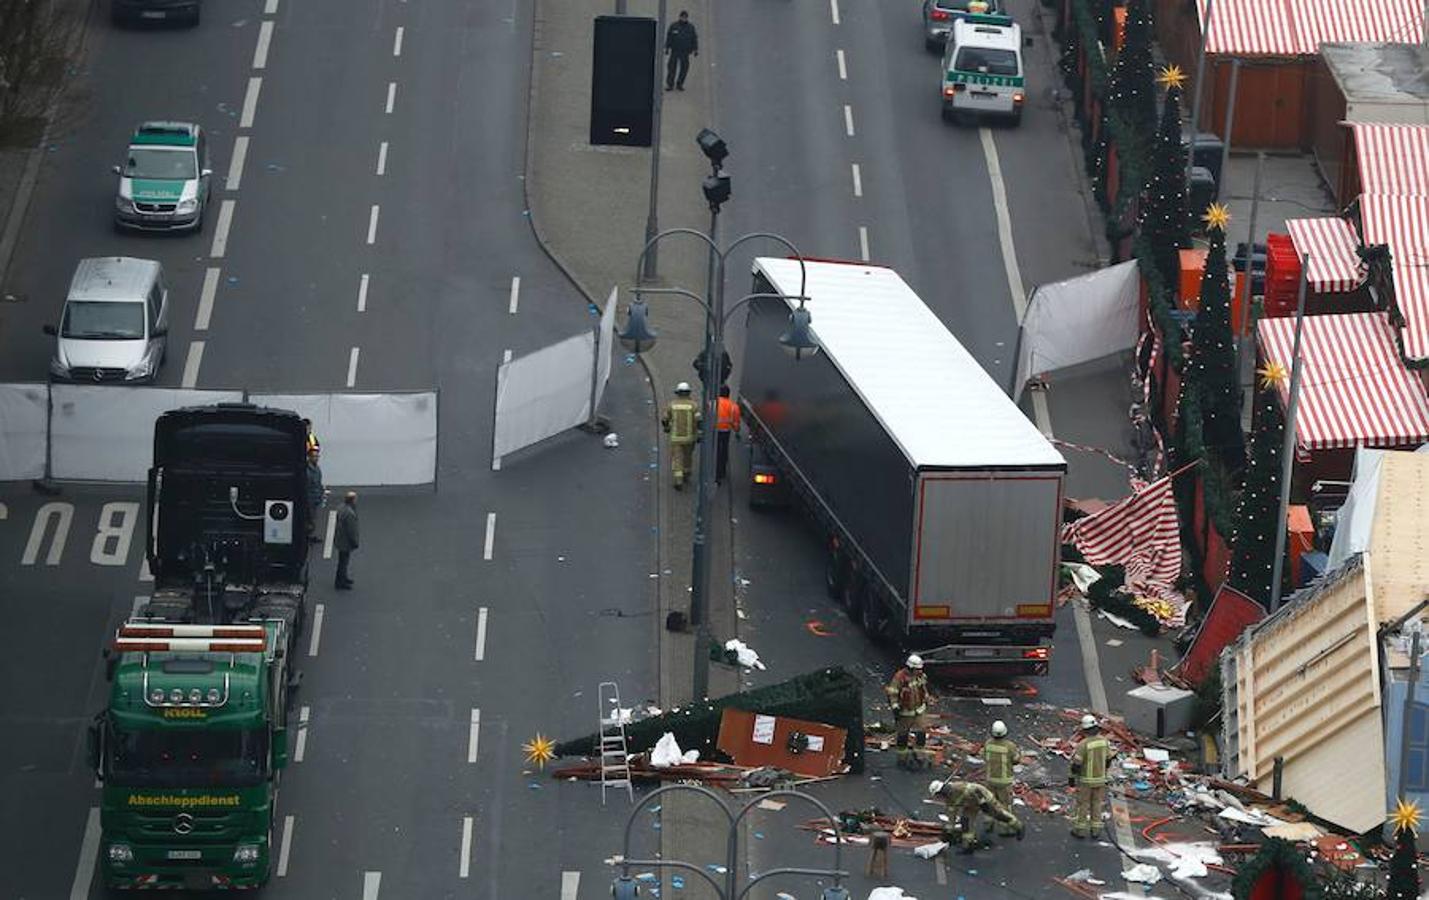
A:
[885,653,931,769]
[714,385,741,485]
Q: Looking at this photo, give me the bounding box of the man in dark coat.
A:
[665,10,698,91]
[334,491,359,590]
[305,448,325,543]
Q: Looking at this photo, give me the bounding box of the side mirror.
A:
[112,165,121,176]
[43,324,56,336]
[271,726,289,771]
[87,718,104,779]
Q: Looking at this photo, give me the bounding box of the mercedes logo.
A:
[92,368,104,382]
[173,812,195,835]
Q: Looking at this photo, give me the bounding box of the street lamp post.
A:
[620,223,816,703]
[610,784,849,899]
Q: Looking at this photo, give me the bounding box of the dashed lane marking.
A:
[836,48,847,80]
[363,872,381,900]
[181,341,204,389]
[253,20,274,69]
[276,815,294,877]
[482,512,495,560]
[307,603,324,657]
[357,273,370,312]
[263,0,278,13]
[195,267,220,331]
[240,77,262,128]
[323,509,336,559]
[366,204,380,245]
[459,817,473,879]
[210,199,235,258]
[376,141,388,176]
[69,807,100,900]
[843,104,855,137]
[346,347,360,388]
[139,557,153,582]
[474,606,488,661]
[829,0,840,24]
[226,136,249,190]
[508,275,520,314]
[858,225,870,262]
[385,82,397,114]
[561,871,581,900]
[851,162,862,198]
[467,708,480,763]
[294,706,310,762]
[393,26,404,56]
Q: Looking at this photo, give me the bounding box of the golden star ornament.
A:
[523,733,557,769]
[1392,797,1421,835]
[1202,202,1232,232]
[1257,361,1289,390]
[1157,65,1187,90]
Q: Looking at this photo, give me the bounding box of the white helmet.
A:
[928,780,944,796]
[675,382,692,395]
[991,720,1008,738]
[906,653,924,670]
[1081,714,1098,731]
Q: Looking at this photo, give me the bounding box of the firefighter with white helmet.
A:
[983,719,1021,832]
[929,778,1024,853]
[885,653,930,769]
[1069,714,1113,838]
[661,382,701,490]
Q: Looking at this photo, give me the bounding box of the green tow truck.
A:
[88,403,312,890]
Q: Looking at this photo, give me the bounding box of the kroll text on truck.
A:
[88,403,311,890]
[742,258,1065,676]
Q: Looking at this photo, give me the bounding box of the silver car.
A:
[922,0,1002,51]
[46,257,170,383]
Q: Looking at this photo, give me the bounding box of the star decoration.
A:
[1157,65,1187,90]
[1202,202,1232,232]
[1392,797,1421,835]
[523,733,557,769]
[1257,361,1289,390]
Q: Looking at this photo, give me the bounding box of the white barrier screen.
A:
[51,387,243,481]
[251,392,437,486]
[0,383,48,481]
[493,332,594,461]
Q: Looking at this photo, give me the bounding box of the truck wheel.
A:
[840,574,863,620]
[860,593,889,643]
[824,550,848,600]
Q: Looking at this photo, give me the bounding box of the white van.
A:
[46,257,169,383]
[941,14,1026,125]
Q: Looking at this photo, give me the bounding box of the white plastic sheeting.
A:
[50,386,243,481]
[491,288,619,464]
[1327,445,1429,569]
[1014,260,1140,400]
[250,392,437,486]
[0,383,48,480]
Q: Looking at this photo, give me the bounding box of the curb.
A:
[0,0,99,285]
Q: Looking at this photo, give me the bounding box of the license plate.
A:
[167,850,202,860]
[972,90,997,98]
[140,10,166,17]
[962,648,996,658]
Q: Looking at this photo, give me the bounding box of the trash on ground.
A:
[867,889,919,900]
[602,433,619,448]
[1121,863,1162,884]
[650,733,684,768]
[913,841,947,859]
[724,638,767,670]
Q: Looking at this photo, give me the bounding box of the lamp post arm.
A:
[718,232,807,301]
[717,292,809,329]
[729,790,846,892]
[633,227,722,290]
[619,784,733,878]
[632,285,714,319]
[734,868,852,900]
[614,859,728,896]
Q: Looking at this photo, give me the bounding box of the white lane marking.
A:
[346,347,360,388]
[253,20,274,69]
[843,104,855,137]
[474,607,488,661]
[276,815,295,877]
[978,127,1027,320]
[307,603,325,657]
[240,77,262,128]
[210,199,236,258]
[467,708,481,762]
[858,225,870,262]
[363,872,381,900]
[829,0,840,24]
[69,807,100,900]
[483,512,496,561]
[357,273,370,312]
[226,135,249,190]
[508,275,520,314]
[181,341,205,389]
[836,48,847,80]
[459,817,474,878]
[264,0,278,13]
[851,163,862,198]
[376,141,388,176]
[131,594,149,618]
[21,502,71,566]
[366,204,380,244]
[322,510,336,559]
[294,706,310,762]
[385,82,397,114]
[393,26,404,56]
[561,871,581,900]
[502,348,512,364]
[139,557,153,581]
[195,267,220,331]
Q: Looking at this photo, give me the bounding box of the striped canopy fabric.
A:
[1352,127,1429,361]
[1284,217,1365,293]
[1256,312,1429,451]
[1061,476,1181,598]
[1197,0,1425,56]
[1352,124,1429,197]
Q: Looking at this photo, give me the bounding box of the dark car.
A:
[112,0,201,27]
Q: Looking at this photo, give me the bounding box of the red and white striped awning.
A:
[1197,0,1425,56]
[1284,217,1365,293]
[1352,124,1429,197]
[1257,312,1429,451]
[1357,193,1429,360]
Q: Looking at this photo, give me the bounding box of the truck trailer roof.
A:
[752,258,1065,470]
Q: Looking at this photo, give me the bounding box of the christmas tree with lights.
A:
[1139,66,1192,289]
[1108,0,1158,141]
[1180,203,1245,470]
[1226,367,1286,607]
[1389,799,1422,900]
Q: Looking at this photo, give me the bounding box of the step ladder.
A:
[597,681,634,805]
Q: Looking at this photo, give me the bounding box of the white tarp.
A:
[1327,445,1429,569]
[250,392,437,486]
[50,386,243,481]
[0,383,48,480]
[1014,260,1140,400]
[491,287,619,464]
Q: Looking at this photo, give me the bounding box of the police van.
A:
[940,14,1027,125]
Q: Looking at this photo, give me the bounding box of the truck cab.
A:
[941,14,1027,125]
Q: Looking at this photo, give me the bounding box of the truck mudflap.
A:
[919,642,1051,677]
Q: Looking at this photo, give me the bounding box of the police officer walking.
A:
[1069,714,1113,838]
[664,10,698,91]
[661,382,701,489]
